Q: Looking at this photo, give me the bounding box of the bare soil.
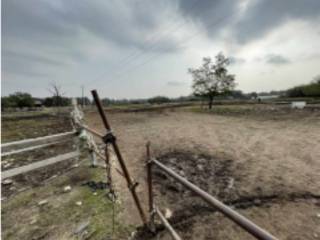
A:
[85,104,320,240]
[1,110,133,239]
[1,140,75,171]
[1,112,77,198]
[1,113,72,143]
[2,158,79,198]
[1,166,132,240]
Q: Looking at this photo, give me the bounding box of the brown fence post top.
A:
[91,89,111,130]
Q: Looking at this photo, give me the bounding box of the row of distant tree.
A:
[101,95,201,105]
[2,53,319,109]
[286,76,320,98]
[2,84,319,110]
[1,81,92,109]
[1,92,91,109]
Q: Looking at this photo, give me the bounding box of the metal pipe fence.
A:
[155,207,182,240]
[75,90,279,239]
[148,157,278,240]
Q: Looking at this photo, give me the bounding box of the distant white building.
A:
[291,101,306,109]
[257,95,280,101]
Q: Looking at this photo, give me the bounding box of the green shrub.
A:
[1,92,34,109]
[287,81,320,97]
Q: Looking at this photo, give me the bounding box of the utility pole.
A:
[81,85,84,107]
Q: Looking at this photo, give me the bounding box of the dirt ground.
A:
[1,112,72,143]
[1,112,76,198]
[1,165,133,240]
[2,140,75,171]
[85,104,320,240]
[1,110,133,239]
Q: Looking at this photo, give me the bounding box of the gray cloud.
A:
[2,0,320,98]
[265,54,290,65]
[3,50,65,67]
[229,56,246,65]
[177,0,320,43]
[234,0,320,43]
[2,0,180,53]
[2,0,183,96]
[167,81,185,86]
[177,0,238,37]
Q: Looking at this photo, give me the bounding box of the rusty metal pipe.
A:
[111,142,148,225]
[152,159,278,240]
[146,142,155,231]
[104,146,112,185]
[91,90,112,130]
[146,142,154,214]
[91,89,147,225]
[155,207,182,240]
[81,125,104,138]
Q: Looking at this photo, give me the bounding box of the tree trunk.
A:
[208,96,213,109]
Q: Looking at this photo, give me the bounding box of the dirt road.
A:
[86,106,320,239]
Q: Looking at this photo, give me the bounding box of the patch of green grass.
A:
[2,190,35,212]
[1,114,72,143]
[2,167,134,240]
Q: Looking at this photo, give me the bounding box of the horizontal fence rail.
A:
[151,159,278,240]
[1,141,60,157]
[2,151,79,179]
[81,125,104,138]
[1,131,76,153]
[155,207,182,240]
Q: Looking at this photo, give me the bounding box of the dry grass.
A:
[1,166,134,240]
[86,104,320,240]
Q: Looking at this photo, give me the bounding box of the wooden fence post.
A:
[146,142,155,232]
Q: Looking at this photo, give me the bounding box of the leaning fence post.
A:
[104,145,112,185]
[146,142,155,232]
[91,89,147,225]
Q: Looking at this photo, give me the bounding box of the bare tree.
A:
[189,53,236,109]
[48,82,65,107]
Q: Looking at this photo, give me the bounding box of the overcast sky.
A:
[2,0,320,98]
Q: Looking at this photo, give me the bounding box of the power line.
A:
[102,0,200,69]
[60,2,238,90]
[88,0,202,85]
[95,7,239,86]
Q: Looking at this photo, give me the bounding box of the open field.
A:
[1,111,72,143]
[2,104,320,240]
[85,103,320,240]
